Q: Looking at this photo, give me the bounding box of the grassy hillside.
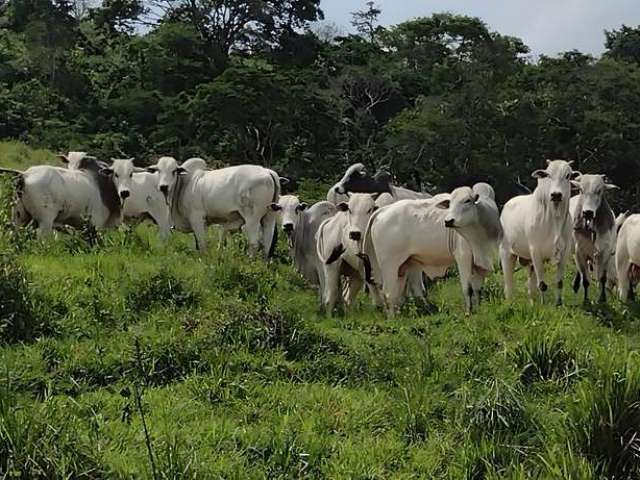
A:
[1,142,640,479]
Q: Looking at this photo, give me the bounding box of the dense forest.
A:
[1,0,640,206]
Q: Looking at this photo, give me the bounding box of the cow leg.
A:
[554,255,567,307]
[383,273,407,319]
[188,213,207,252]
[261,211,278,260]
[345,276,363,311]
[500,244,517,300]
[149,206,171,241]
[526,265,537,304]
[530,248,547,303]
[457,258,474,314]
[407,270,425,299]
[575,252,590,304]
[322,263,341,316]
[243,217,262,258]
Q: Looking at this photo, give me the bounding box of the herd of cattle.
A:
[1,153,640,317]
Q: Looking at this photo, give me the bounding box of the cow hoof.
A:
[539,281,548,292]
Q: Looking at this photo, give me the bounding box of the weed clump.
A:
[127,269,198,313]
[512,333,582,385]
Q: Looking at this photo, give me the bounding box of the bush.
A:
[512,333,582,386]
[572,354,640,478]
[127,269,199,313]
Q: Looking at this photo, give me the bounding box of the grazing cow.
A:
[568,174,619,303]
[615,214,640,301]
[148,157,280,257]
[271,195,337,293]
[0,156,121,237]
[362,184,501,316]
[316,193,380,314]
[332,165,431,201]
[99,158,172,240]
[500,160,576,305]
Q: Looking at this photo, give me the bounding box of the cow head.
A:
[531,159,577,207]
[146,156,185,202]
[440,187,480,229]
[334,164,393,196]
[616,210,631,234]
[100,158,137,203]
[337,193,378,245]
[58,152,97,170]
[573,174,619,227]
[270,195,308,246]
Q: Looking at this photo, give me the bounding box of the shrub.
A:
[127,269,199,313]
[512,333,582,386]
[571,354,640,478]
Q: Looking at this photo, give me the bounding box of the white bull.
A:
[363,184,501,316]
[568,174,619,303]
[0,156,121,237]
[500,160,576,305]
[148,157,280,258]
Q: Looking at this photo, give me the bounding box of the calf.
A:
[500,160,576,305]
[569,174,619,303]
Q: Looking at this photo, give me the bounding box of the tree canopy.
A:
[1,0,640,208]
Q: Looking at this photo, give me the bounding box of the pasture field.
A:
[2,142,640,479]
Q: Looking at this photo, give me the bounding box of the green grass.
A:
[2,141,640,478]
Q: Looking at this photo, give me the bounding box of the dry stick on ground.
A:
[133,337,159,480]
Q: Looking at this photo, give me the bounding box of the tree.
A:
[350,1,381,45]
[605,25,640,63]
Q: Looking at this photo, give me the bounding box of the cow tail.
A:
[265,170,281,258]
[0,168,25,176]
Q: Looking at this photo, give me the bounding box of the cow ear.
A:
[605,183,620,191]
[336,202,349,212]
[570,171,582,180]
[473,193,480,204]
[435,199,450,210]
[531,169,549,179]
[177,167,188,175]
[99,168,114,177]
[146,166,158,173]
[570,180,581,192]
[279,177,290,185]
[370,193,381,200]
[133,167,146,173]
[270,203,282,211]
[57,154,69,163]
[372,205,379,211]
[296,202,308,212]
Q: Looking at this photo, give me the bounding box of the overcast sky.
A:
[318,0,640,57]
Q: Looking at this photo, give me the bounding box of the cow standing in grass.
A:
[500,160,576,305]
[615,214,640,301]
[362,184,501,316]
[316,193,381,315]
[147,157,280,258]
[98,158,173,240]
[271,195,337,297]
[569,174,619,303]
[0,156,121,237]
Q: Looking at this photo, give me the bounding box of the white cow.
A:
[568,174,619,303]
[0,157,121,237]
[148,157,280,257]
[363,184,501,316]
[271,195,337,295]
[616,214,640,301]
[99,158,172,240]
[500,160,576,305]
[57,151,100,170]
[316,193,380,314]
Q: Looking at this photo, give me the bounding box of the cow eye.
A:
[465,199,472,204]
[565,173,571,179]
[115,173,119,178]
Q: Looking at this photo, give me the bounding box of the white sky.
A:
[318,0,640,57]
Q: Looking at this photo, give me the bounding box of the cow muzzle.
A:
[159,185,169,195]
[444,218,455,228]
[583,209,595,221]
[119,190,130,200]
[349,231,362,241]
[550,192,563,203]
[283,223,294,234]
